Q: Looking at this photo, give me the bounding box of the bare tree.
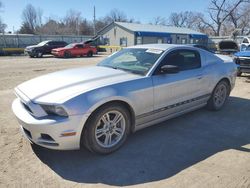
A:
[63,9,82,35]
[205,0,250,36]
[36,18,60,35]
[20,4,43,34]
[169,12,191,27]
[226,4,250,35]
[0,1,7,33]
[150,16,167,25]
[105,9,127,22]
[0,17,6,33]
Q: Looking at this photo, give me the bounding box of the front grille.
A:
[239,58,250,66]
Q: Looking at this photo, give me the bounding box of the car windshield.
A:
[37,41,49,46]
[64,44,74,48]
[243,46,250,51]
[98,48,164,75]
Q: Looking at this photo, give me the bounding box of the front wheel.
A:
[87,51,93,57]
[36,52,43,58]
[82,103,130,154]
[64,51,71,58]
[207,80,230,111]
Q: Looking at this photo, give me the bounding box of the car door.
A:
[45,41,54,54]
[71,44,83,56]
[152,49,206,115]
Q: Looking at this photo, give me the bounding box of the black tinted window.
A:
[163,49,201,71]
[49,41,65,46]
[243,38,249,43]
[47,41,56,45]
[75,44,84,48]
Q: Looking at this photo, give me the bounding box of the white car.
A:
[12,44,237,154]
[240,37,250,51]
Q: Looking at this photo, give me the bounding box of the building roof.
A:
[115,22,206,36]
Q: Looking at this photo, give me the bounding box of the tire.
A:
[64,51,71,58]
[87,51,93,57]
[207,80,230,111]
[36,52,43,58]
[237,71,242,77]
[81,103,131,154]
[29,55,34,58]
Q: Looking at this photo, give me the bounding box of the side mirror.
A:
[160,65,179,74]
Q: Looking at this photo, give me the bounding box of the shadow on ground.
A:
[32,96,250,186]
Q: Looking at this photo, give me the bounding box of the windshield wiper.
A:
[114,67,144,75]
[100,65,144,75]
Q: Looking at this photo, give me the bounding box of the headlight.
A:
[41,105,68,117]
[232,56,240,64]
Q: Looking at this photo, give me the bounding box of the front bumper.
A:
[238,66,250,73]
[24,49,36,56]
[236,57,250,73]
[12,98,88,150]
[51,51,62,57]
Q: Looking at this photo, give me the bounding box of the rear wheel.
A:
[64,51,71,58]
[207,80,230,111]
[82,103,130,154]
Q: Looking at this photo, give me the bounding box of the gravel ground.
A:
[0,55,249,188]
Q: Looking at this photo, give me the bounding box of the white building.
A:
[97,22,208,47]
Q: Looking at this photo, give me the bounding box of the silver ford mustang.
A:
[12,44,237,154]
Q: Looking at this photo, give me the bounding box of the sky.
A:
[0,0,210,32]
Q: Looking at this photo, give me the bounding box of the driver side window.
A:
[158,49,201,72]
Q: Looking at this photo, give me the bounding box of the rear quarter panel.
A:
[202,51,237,92]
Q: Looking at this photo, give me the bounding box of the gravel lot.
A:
[0,55,250,188]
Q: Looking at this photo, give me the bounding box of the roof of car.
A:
[129,44,176,50]
[129,44,192,51]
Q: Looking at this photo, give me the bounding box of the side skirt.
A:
[134,95,210,132]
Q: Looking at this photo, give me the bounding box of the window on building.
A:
[137,37,142,45]
[157,38,163,44]
[181,38,187,44]
[103,38,110,45]
[120,37,127,47]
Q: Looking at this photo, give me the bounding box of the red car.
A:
[52,43,97,58]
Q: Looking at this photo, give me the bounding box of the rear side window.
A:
[163,49,201,71]
[50,41,66,46]
[48,41,57,45]
[75,44,84,48]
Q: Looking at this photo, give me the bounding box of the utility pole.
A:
[93,6,96,36]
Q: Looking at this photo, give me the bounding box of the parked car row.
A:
[209,37,250,76]
[24,40,97,58]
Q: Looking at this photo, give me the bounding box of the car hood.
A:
[234,51,250,57]
[16,66,141,104]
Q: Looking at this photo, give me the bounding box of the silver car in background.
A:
[12,44,237,154]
